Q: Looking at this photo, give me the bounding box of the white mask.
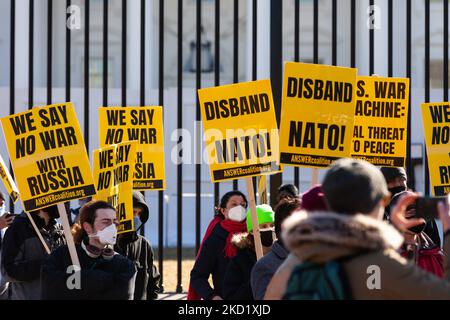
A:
[228,205,247,222]
[0,205,5,216]
[90,224,117,246]
[134,216,141,231]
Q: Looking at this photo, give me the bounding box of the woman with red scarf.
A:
[188,191,248,300]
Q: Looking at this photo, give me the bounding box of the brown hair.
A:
[71,200,115,244]
[274,197,302,239]
[214,191,248,219]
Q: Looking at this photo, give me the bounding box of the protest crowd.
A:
[0,158,447,300]
[188,161,450,300]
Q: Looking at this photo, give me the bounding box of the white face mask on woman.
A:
[90,223,118,246]
[228,205,247,222]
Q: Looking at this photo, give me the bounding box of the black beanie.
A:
[322,158,389,215]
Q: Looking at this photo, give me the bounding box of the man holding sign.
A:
[0,102,97,298]
[41,200,136,300]
[93,139,160,300]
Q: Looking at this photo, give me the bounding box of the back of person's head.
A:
[301,185,327,212]
[322,158,389,215]
[71,200,115,243]
[274,197,302,239]
[215,190,248,218]
[277,184,299,200]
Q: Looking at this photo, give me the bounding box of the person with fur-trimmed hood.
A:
[114,191,160,300]
[265,158,450,300]
[223,204,275,300]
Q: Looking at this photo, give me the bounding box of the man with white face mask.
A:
[41,201,136,300]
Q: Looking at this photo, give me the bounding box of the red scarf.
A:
[220,219,248,258]
[187,217,246,300]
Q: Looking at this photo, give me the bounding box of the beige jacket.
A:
[264,211,450,300]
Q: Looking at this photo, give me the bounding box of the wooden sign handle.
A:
[57,203,80,268]
[246,177,264,261]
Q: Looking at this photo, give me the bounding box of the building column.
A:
[374,0,388,76]
[127,0,140,99]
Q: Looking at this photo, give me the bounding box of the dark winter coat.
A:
[115,232,160,300]
[223,233,257,300]
[190,223,231,300]
[113,191,160,300]
[41,242,136,300]
[251,240,288,300]
[1,212,65,300]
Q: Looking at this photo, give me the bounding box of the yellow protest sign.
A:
[351,76,409,167]
[99,107,165,191]
[93,141,137,234]
[0,103,96,211]
[279,62,358,168]
[421,102,450,196]
[0,155,19,203]
[198,80,282,183]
